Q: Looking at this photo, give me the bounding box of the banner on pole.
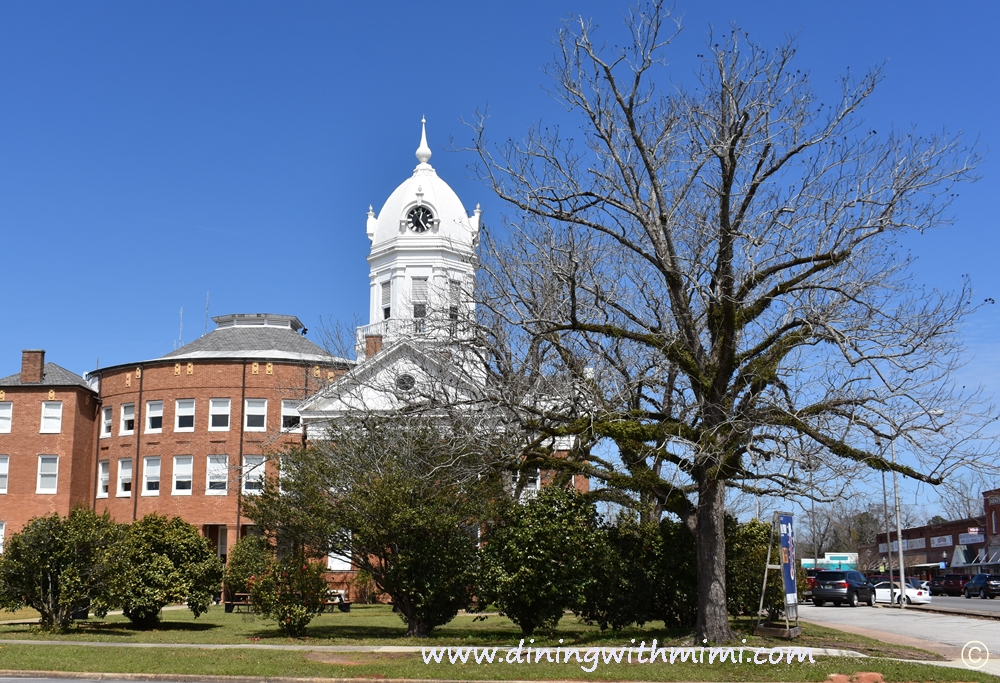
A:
[778,512,798,620]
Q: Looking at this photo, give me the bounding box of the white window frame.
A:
[40,401,62,434]
[117,458,132,497]
[173,455,193,495]
[101,406,112,438]
[328,534,353,571]
[142,456,161,496]
[281,400,301,433]
[0,521,5,554]
[208,398,231,432]
[175,399,195,432]
[145,401,163,434]
[120,403,135,435]
[0,402,11,433]
[244,399,267,432]
[242,455,265,494]
[0,455,8,494]
[36,455,58,494]
[206,455,228,495]
[97,460,109,498]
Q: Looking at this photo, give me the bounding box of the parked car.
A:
[931,574,972,596]
[803,568,818,600]
[963,574,1000,599]
[873,581,932,605]
[811,570,875,607]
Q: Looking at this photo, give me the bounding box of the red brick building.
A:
[0,350,99,545]
[88,313,350,560]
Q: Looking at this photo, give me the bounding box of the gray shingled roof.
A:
[0,362,92,389]
[159,326,345,364]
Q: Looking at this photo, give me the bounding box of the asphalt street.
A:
[799,601,1000,675]
[929,594,1000,614]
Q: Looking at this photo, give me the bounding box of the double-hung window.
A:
[244,399,266,432]
[381,281,391,319]
[206,455,228,494]
[146,401,163,433]
[0,455,8,494]
[281,400,301,432]
[173,456,193,494]
[242,455,265,494]
[101,406,112,437]
[97,461,110,498]
[117,459,132,496]
[209,399,230,431]
[143,457,160,495]
[40,401,62,433]
[0,402,11,433]
[412,277,428,332]
[175,399,195,432]
[37,455,58,494]
[120,403,135,435]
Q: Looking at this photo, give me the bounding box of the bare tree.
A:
[467,2,993,641]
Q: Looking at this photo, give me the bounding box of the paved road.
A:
[799,602,999,664]
[931,593,1000,614]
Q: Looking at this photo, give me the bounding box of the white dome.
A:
[366,121,480,251]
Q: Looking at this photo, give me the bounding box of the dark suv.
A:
[931,574,972,596]
[963,574,1000,599]
[812,570,875,607]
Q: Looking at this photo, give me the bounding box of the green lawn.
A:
[0,605,936,660]
[0,644,990,682]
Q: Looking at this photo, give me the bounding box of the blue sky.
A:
[2,1,997,511]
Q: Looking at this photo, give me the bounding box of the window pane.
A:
[207,456,227,492]
[211,414,229,428]
[174,456,193,493]
[0,455,8,493]
[146,401,163,431]
[38,456,58,492]
[41,402,62,433]
[0,403,12,433]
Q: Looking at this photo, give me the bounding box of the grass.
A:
[0,605,969,681]
[0,605,942,659]
[0,644,991,682]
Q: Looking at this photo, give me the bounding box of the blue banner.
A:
[778,513,798,619]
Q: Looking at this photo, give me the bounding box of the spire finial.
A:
[415,117,432,165]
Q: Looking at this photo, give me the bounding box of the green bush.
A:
[480,487,603,635]
[112,514,223,628]
[0,508,119,630]
[223,534,272,598]
[247,554,327,637]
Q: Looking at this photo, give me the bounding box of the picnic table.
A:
[224,592,252,613]
[321,589,353,613]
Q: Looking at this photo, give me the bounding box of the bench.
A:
[224,593,252,613]
[321,590,353,613]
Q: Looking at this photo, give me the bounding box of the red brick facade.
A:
[0,363,99,539]
[91,357,345,558]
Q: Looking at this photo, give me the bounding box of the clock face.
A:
[407,206,433,233]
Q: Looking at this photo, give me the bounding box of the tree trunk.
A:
[694,474,735,643]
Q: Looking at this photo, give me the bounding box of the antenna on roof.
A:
[178,307,184,349]
[204,292,210,337]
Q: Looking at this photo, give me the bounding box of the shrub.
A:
[223,534,272,598]
[113,514,223,628]
[480,487,603,635]
[0,508,118,630]
[247,554,327,637]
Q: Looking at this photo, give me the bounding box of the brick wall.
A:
[0,384,98,536]
[92,358,345,557]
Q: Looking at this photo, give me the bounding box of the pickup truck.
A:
[930,573,971,596]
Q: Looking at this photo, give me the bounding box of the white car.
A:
[872,581,932,605]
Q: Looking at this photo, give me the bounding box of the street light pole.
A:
[891,438,907,608]
[880,467,895,602]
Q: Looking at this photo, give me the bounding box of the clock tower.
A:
[356,120,481,359]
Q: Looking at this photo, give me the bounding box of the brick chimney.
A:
[365,335,383,358]
[21,349,45,383]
